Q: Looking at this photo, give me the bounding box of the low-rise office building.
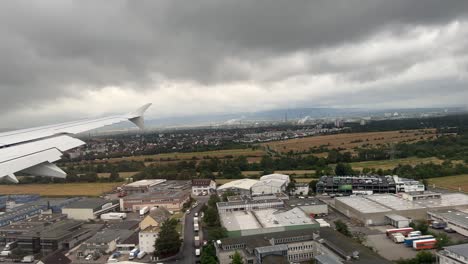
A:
[192,179,216,196]
[215,228,391,264]
[62,198,119,221]
[437,243,468,264]
[120,190,190,212]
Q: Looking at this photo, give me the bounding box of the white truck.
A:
[139,206,149,217]
[21,256,35,263]
[391,233,405,243]
[193,217,199,223]
[194,223,199,232]
[101,212,127,220]
[194,236,200,247]
[195,249,200,257]
[137,251,146,259]
[129,248,140,260]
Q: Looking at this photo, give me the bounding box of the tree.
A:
[286,178,297,195]
[200,244,218,264]
[334,220,352,237]
[154,219,182,258]
[435,232,452,249]
[203,207,220,227]
[335,163,354,176]
[232,251,244,264]
[109,170,120,182]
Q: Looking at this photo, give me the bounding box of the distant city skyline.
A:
[0,1,468,127]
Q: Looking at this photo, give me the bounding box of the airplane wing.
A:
[0,103,151,183]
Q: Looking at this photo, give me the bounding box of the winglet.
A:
[130,103,152,117]
[128,103,152,129]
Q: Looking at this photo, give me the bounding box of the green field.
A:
[428,174,468,192]
[350,157,444,171]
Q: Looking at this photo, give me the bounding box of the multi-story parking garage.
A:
[316,175,424,194]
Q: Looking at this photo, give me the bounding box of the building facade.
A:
[192,179,216,196]
[139,226,159,253]
[120,190,190,212]
[437,244,468,264]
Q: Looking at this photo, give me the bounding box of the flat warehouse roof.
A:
[335,196,391,213]
[125,179,166,187]
[220,211,261,231]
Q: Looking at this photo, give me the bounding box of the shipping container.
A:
[386,227,414,237]
[413,238,437,250]
[404,235,434,247]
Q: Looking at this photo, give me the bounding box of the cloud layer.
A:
[1,0,468,127]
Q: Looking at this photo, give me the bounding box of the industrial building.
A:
[219,206,320,237]
[437,243,468,264]
[0,216,102,254]
[122,179,167,194]
[316,175,424,194]
[215,227,391,264]
[385,214,411,228]
[428,209,468,237]
[217,179,259,196]
[285,197,328,216]
[120,190,190,212]
[218,174,291,196]
[334,192,468,226]
[62,198,119,220]
[292,182,310,196]
[191,178,217,196]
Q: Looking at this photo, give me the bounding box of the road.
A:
[165,196,209,264]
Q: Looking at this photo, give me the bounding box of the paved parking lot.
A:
[365,233,420,261]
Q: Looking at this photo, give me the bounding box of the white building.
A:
[292,183,310,196]
[139,226,159,253]
[260,174,290,185]
[217,179,259,196]
[393,176,425,193]
[192,179,216,196]
[62,198,119,220]
[438,244,468,264]
[251,179,287,196]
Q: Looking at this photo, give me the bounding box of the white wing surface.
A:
[0,103,151,183]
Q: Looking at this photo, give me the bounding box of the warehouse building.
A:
[285,197,328,216]
[219,206,320,237]
[316,175,424,194]
[122,179,167,194]
[215,227,391,264]
[218,175,290,197]
[437,243,468,264]
[120,190,190,212]
[217,197,284,213]
[334,193,468,226]
[428,209,468,237]
[62,198,119,221]
[192,179,216,196]
[385,214,411,228]
[217,179,259,196]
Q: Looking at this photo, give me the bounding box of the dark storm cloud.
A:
[0,0,467,120]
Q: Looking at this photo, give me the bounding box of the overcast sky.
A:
[1,0,468,127]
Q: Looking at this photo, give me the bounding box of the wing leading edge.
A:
[0,103,151,183]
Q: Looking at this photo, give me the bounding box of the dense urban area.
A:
[2,112,468,264]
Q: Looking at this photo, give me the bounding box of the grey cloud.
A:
[0,0,467,119]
